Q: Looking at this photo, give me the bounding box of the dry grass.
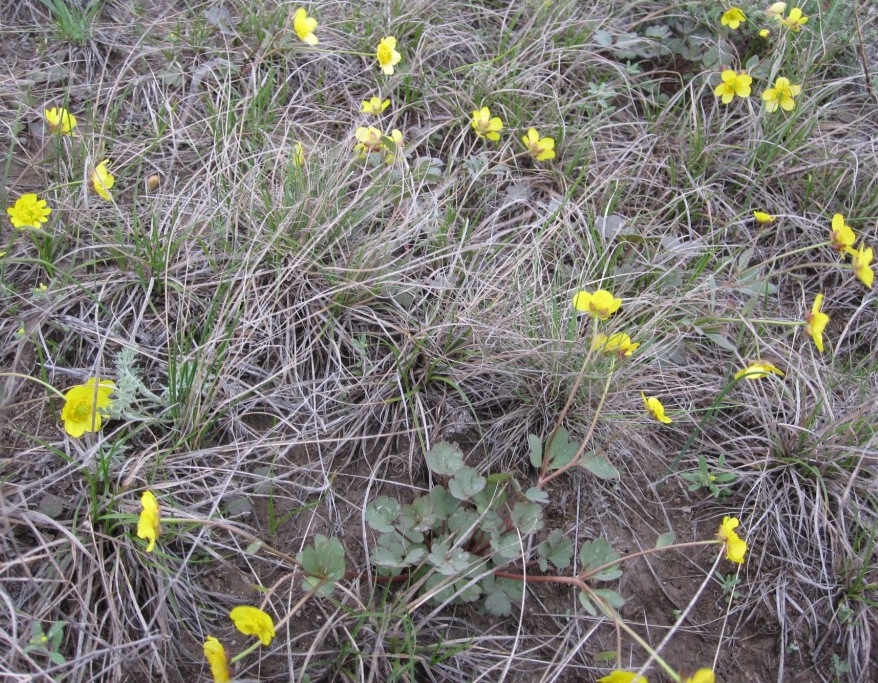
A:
[2,1,877,682]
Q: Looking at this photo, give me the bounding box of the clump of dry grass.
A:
[2,1,877,681]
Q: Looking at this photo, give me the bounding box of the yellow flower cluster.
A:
[714,6,810,111]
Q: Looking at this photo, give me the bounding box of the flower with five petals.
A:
[376,36,401,75]
[762,77,801,112]
[522,128,555,161]
[60,377,114,437]
[45,107,77,134]
[641,393,672,424]
[714,70,752,104]
[361,96,391,115]
[720,7,747,29]
[471,106,503,141]
[830,213,856,251]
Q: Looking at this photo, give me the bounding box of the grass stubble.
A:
[1,0,877,681]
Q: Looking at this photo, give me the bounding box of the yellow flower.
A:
[830,213,856,252]
[230,605,276,646]
[203,637,231,683]
[766,2,787,20]
[361,96,391,115]
[44,107,77,135]
[376,36,401,75]
[714,70,752,104]
[782,7,808,31]
[92,159,115,201]
[734,361,785,380]
[572,289,622,319]
[60,378,114,437]
[34,283,48,294]
[292,141,305,167]
[293,7,318,45]
[641,393,672,424]
[354,125,384,156]
[762,77,801,113]
[805,293,829,353]
[137,491,161,553]
[720,7,747,29]
[597,672,648,683]
[471,106,503,141]
[753,211,776,223]
[7,194,52,229]
[522,128,555,161]
[593,332,639,357]
[716,516,747,564]
[846,242,875,289]
[683,669,715,683]
[759,28,771,38]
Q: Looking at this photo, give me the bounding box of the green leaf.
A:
[655,532,676,548]
[429,485,456,521]
[510,502,544,535]
[245,540,263,555]
[449,466,486,500]
[578,591,596,616]
[537,529,573,571]
[425,441,465,476]
[447,507,480,539]
[527,433,543,468]
[472,478,508,513]
[592,588,625,613]
[594,650,617,662]
[366,495,401,533]
[399,496,436,533]
[484,585,512,616]
[297,534,346,597]
[547,428,579,470]
[579,539,622,581]
[525,487,549,504]
[579,451,619,480]
[490,530,522,561]
[48,652,66,666]
[427,539,478,575]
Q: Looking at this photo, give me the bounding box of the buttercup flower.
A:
[376,36,401,75]
[759,28,771,38]
[805,293,829,352]
[7,194,52,230]
[45,107,77,135]
[683,669,715,683]
[766,2,787,20]
[720,7,747,29]
[593,332,639,357]
[230,606,276,646]
[762,77,801,113]
[203,637,231,683]
[782,7,808,31]
[714,70,752,104]
[471,106,503,141]
[847,242,875,289]
[641,393,672,424]
[293,7,318,45]
[734,361,785,380]
[753,211,776,224]
[137,491,161,552]
[830,213,856,251]
[597,672,648,683]
[522,128,555,161]
[361,96,391,115]
[573,289,622,319]
[716,516,747,564]
[354,126,383,156]
[91,159,115,200]
[60,377,114,437]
